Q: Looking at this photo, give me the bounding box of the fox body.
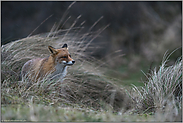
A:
[21,44,75,82]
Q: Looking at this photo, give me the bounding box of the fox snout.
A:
[64,60,75,66]
[69,60,75,64]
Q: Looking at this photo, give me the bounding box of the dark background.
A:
[1,1,182,79]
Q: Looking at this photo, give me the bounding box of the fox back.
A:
[21,44,75,82]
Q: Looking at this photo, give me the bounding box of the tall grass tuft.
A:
[1,2,181,121]
[1,3,130,113]
[131,50,182,121]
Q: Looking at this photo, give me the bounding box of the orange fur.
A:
[21,44,75,82]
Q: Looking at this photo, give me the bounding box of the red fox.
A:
[21,44,75,82]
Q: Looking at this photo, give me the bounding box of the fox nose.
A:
[72,60,75,64]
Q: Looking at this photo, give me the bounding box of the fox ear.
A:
[62,44,68,49]
[48,46,58,55]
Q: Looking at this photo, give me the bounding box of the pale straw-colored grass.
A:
[131,50,182,121]
[1,2,129,112]
[1,2,181,121]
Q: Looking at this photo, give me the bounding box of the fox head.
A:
[48,44,75,66]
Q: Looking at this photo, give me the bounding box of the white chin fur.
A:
[62,61,67,64]
[62,61,74,65]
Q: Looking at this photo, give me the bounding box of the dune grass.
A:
[1,4,182,121]
[1,30,182,122]
[130,51,182,121]
[1,13,132,121]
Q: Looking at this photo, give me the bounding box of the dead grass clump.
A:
[1,13,130,112]
[59,72,132,111]
[131,51,182,121]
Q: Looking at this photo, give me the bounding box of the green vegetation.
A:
[1,103,155,122]
[1,20,182,121]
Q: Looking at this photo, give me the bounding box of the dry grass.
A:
[2,28,182,121]
[131,51,182,121]
[1,3,182,121]
[1,11,131,113]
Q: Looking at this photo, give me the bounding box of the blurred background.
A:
[1,1,182,86]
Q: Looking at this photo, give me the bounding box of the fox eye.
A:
[62,56,67,58]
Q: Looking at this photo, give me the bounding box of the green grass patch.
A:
[1,103,155,122]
